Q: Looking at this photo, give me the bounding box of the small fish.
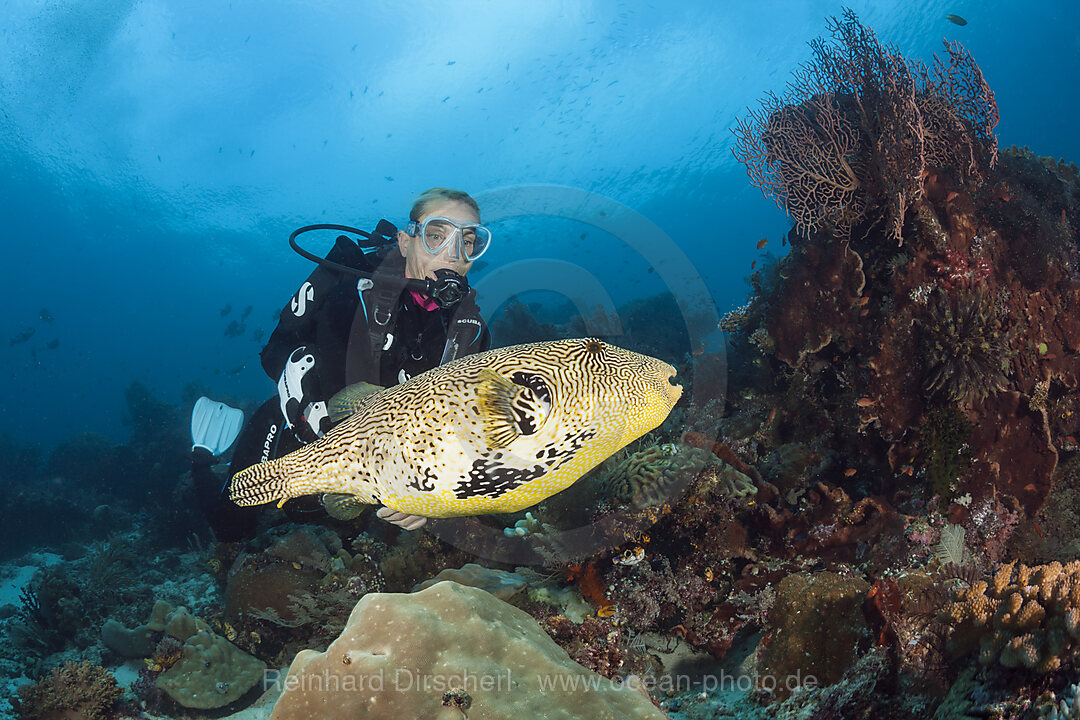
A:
[46,339,59,350]
[613,546,645,566]
[224,320,246,338]
[751,260,757,270]
[240,305,253,321]
[945,14,967,26]
[855,296,869,307]
[39,308,54,323]
[844,468,858,477]
[220,303,232,317]
[855,397,876,407]
[1023,483,1038,492]
[230,339,683,518]
[756,238,768,249]
[946,191,959,202]
[9,327,34,346]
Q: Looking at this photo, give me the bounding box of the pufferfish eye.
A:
[585,340,603,354]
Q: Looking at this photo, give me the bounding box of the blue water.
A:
[1,0,1077,451]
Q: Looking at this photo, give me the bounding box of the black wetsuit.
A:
[195,233,490,541]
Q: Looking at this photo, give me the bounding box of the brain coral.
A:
[942,560,1080,673]
[270,581,664,720]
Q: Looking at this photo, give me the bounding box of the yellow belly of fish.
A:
[378,442,612,517]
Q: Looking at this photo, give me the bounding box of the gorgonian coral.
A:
[919,287,1012,406]
[732,9,998,242]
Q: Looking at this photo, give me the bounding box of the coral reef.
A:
[13,661,123,720]
[759,571,871,700]
[919,286,1012,405]
[733,9,998,242]
[604,443,755,509]
[10,536,149,658]
[725,11,1077,527]
[941,560,1080,674]
[105,599,267,709]
[412,563,530,601]
[271,581,666,719]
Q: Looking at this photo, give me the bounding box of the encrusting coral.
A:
[941,560,1080,674]
[270,581,665,719]
[102,599,266,709]
[759,571,871,701]
[606,443,756,508]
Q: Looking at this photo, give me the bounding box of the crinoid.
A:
[919,287,1012,406]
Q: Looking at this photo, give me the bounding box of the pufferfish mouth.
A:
[662,363,683,403]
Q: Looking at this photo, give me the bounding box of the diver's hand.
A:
[376,507,429,530]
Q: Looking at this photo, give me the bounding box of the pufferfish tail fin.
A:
[229,457,295,508]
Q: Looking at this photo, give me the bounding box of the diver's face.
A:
[398,200,478,281]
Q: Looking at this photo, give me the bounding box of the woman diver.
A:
[191,187,493,541]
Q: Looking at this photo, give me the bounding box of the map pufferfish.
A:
[228,338,683,519]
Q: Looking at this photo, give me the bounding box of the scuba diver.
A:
[190,188,493,542]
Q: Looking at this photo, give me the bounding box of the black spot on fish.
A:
[545,430,598,471]
[457,461,545,499]
[408,468,437,492]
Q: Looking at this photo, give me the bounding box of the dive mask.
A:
[406,216,492,261]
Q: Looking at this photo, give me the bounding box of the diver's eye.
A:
[585,340,603,354]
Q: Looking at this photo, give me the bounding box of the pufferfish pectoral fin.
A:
[328,381,386,423]
[321,492,369,520]
[475,368,524,449]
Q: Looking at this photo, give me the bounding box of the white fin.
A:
[191,397,244,455]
